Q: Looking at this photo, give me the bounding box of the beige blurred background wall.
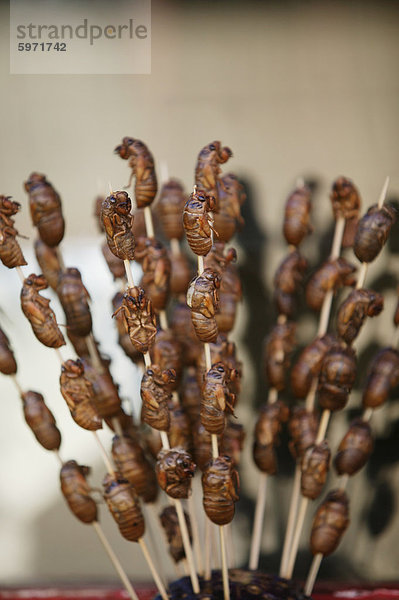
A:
[0,0,399,588]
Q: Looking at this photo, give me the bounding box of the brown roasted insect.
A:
[112,286,157,354]
[310,489,350,556]
[57,267,92,337]
[201,361,237,435]
[187,268,220,343]
[288,407,318,461]
[111,292,142,364]
[301,441,331,500]
[169,251,193,296]
[263,320,296,391]
[34,239,62,290]
[22,390,61,451]
[195,141,232,205]
[111,433,158,503]
[0,196,27,268]
[334,418,373,476]
[221,420,245,467]
[115,137,158,209]
[183,189,216,256]
[168,401,192,452]
[100,191,135,260]
[0,327,17,375]
[196,334,242,395]
[101,242,126,281]
[150,328,182,391]
[354,203,396,263]
[362,347,399,409]
[290,334,337,399]
[20,273,66,348]
[59,359,102,431]
[169,300,201,366]
[60,460,97,524]
[273,250,308,318]
[181,367,202,426]
[103,473,145,542]
[330,177,361,221]
[202,455,239,525]
[140,365,175,431]
[336,289,384,345]
[80,358,122,419]
[156,447,196,499]
[155,179,187,240]
[160,505,192,564]
[24,173,65,247]
[305,257,356,312]
[283,184,312,247]
[135,237,171,311]
[252,401,289,475]
[191,419,217,471]
[213,173,246,242]
[318,345,357,412]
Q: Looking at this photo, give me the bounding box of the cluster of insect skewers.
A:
[0,135,398,600]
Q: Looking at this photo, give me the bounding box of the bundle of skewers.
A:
[0,135,398,600]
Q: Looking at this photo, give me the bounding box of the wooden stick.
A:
[92,431,117,477]
[15,266,26,284]
[143,504,169,587]
[10,374,24,395]
[279,464,301,575]
[160,430,170,450]
[174,499,200,593]
[124,260,135,288]
[315,409,331,444]
[144,352,151,367]
[198,255,204,275]
[187,494,204,576]
[92,521,140,600]
[170,237,180,257]
[138,538,169,600]
[86,333,104,373]
[249,472,268,570]
[304,552,323,597]
[111,417,124,438]
[159,310,168,331]
[283,496,309,579]
[144,207,155,238]
[53,449,64,467]
[219,525,230,600]
[204,517,211,580]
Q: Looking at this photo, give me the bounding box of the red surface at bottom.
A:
[1,584,399,600]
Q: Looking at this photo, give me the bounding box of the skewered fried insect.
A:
[103,473,145,542]
[221,420,245,467]
[168,401,192,452]
[150,330,182,389]
[34,239,62,290]
[20,273,66,348]
[283,185,312,247]
[305,257,356,312]
[201,362,237,435]
[112,286,157,354]
[112,292,142,364]
[318,345,357,412]
[57,267,92,337]
[196,334,242,395]
[334,418,373,476]
[155,179,187,240]
[115,137,158,209]
[181,367,202,426]
[170,300,201,366]
[111,433,158,503]
[290,335,337,399]
[24,173,65,247]
[160,505,192,563]
[192,419,217,471]
[202,455,239,525]
[288,407,319,461]
[60,460,97,524]
[156,447,196,499]
[187,268,220,343]
[135,237,171,311]
[0,327,17,375]
[273,250,308,318]
[354,203,396,263]
[263,321,296,391]
[0,196,27,268]
[301,441,331,500]
[252,401,289,474]
[101,242,126,281]
[183,189,216,256]
[310,489,350,556]
[195,141,232,205]
[80,357,122,419]
[140,365,175,431]
[362,347,399,409]
[22,390,61,451]
[169,251,193,296]
[336,289,384,345]
[213,173,246,242]
[59,359,102,431]
[330,177,361,221]
[101,191,135,261]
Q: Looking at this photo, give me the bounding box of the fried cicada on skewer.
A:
[135,237,171,311]
[22,390,61,451]
[187,268,220,343]
[354,203,396,263]
[253,401,289,475]
[24,173,65,247]
[183,189,216,257]
[103,473,145,542]
[310,489,350,557]
[305,258,356,312]
[202,455,239,525]
[140,365,175,431]
[0,327,17,375]
[57,267,92,337]
[112,286,157,354]
[283,184,312,247]
[59,359,102,431]
[60,460,98,524]
[195,141,232,205]
[156,447,196,499]
[112,433,158,503]
[101,191,135,261]
[34,239,62,290]
[336,289,383,345]
[115,137,158,209]
[200,362,237,435]
[160,506,192,564]
[0,195,27,268]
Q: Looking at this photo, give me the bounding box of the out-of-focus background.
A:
[0,0,399,588]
